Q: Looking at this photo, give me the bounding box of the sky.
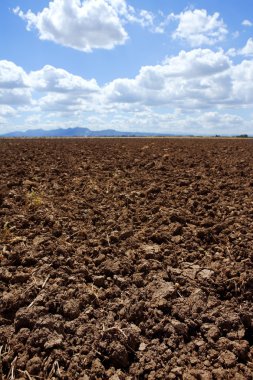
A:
[0,0,253,135]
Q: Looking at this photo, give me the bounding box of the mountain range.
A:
[0,127,177,138]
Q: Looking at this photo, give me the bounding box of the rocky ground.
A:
[0,137,253,379]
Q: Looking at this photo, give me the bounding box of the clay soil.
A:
[0,138,253,380]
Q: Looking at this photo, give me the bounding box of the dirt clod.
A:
[0,138,253,379]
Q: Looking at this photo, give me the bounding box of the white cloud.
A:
[0,89,32,106]
[29,65,101,115]
[104,49,232,107]
[0,104,16,125]
[161,49,230,77]
[1,53,253,135]
[0,105,17,129]
[231,59,253,104]
[103,48,253,113]
[171,9,228,47]
[240,38,253,56]
[14,0,160,52]
[38,92,94,113]
[0,105,16,117]
[2,51,253,114]
[227,38,253,57]
[242,19,252,27]
[14,0,128,52]
[197,111,245,130]
[0,60,29,89]
[67,109,251,136]
[0,61,32,106]
[29,65,99,93]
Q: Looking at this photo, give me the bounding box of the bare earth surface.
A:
[0,138,253,380]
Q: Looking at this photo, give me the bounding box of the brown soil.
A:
[0,138,253,380]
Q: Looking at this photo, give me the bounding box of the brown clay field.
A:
[0,137,253,380]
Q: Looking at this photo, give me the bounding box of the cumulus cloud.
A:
[1,53,253,135]
[104,49,232,108]
[161,49,230,77]
[0,60,100,109]
[73,109,251,136]
[242,19,252,27]
[0,60,29,89]
[14,0,160,52]
[0,105,16,130]
[105,1,156,28]
[231,59,253,104]
[227,38,253,57]
[28,65,101,115]
[29,65,99,93]
[104,48,253,112]
[0,105,16,117]
[240,38,253,56]
[38,93,83,113]
[14,0,128,52]
[170,9,228,47]
[0,89,32,106]
[0,61,31,106]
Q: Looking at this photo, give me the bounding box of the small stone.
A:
[139,342,147,351]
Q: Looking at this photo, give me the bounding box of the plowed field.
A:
[1,138,253,380]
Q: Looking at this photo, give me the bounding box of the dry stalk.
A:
[7,356,17,380]
[48,360,61,379]
[102,326,127,339]
[27,274,50,308]
[87,284,100,305]
[225,245,234,261]
[27,296,40,309]
[42,274,50,289]
[0,346,3,380]
[17,369,34,380]
[24,371,33,380]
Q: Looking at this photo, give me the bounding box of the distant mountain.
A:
[0,127,176,138]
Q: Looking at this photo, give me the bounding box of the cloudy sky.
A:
[0,0,253,135]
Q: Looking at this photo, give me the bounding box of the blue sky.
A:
[0,0,253,135]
